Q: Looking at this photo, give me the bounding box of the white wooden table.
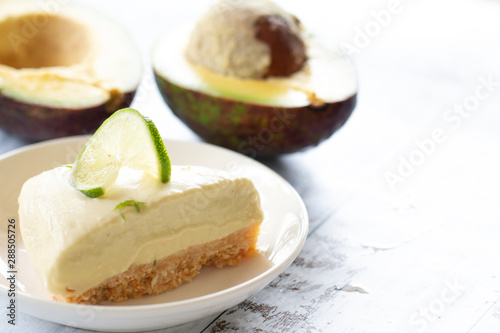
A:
[2,0,500,332]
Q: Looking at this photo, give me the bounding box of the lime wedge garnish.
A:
[70,108,171,198]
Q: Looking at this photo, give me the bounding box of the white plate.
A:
[0,136,308,332]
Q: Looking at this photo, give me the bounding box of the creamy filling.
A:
[54,222,251,295]
[19,165,263,295]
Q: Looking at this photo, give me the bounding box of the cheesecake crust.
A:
[53,222,261,304]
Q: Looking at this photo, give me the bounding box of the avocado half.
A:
[0,0,142,141]
[152,12,357,157]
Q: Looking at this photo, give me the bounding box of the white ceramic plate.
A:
[0,136,308,332]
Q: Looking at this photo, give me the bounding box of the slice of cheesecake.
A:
[18,165,263,304]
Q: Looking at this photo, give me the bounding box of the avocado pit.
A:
[185,0,306,80]
[255,14,306,78]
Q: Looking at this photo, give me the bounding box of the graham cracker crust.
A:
[54,222,261,304]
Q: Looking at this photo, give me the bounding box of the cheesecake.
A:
[18,165,263,304]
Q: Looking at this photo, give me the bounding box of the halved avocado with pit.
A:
[0,0,142,141]
[152,0,357,157]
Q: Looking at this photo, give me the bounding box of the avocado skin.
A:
[0,91,135,141]
[155,73,356,157]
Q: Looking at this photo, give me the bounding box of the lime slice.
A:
[70,108,171,198]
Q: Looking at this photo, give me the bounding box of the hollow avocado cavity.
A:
[0,14,92,69]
